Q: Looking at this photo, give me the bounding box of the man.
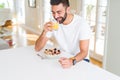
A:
[35,0,91,68]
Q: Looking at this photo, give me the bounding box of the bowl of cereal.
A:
[44,48,61,59]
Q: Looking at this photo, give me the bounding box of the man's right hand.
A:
[43,21,54,32]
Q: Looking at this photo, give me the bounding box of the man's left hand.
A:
[59,57,73,68]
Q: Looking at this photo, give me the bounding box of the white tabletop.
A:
[0,46,120,80]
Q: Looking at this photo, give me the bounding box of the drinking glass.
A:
[50,18,59,30]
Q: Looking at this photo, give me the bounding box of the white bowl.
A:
[44,51,73,59]
[44,53,60,59]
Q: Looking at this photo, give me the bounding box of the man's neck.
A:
[63,13,74,25]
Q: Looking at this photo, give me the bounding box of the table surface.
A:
[0,45,120,80]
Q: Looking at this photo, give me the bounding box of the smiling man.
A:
[35,0,91,68]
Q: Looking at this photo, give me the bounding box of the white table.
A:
[0,46,120,80]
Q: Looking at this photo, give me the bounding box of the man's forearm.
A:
[35,30,48,51]
[74,40,89,62]
[74,51,88,62]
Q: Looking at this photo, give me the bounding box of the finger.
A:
[61,64,71,69]
[60,59,69,65]
[44,22,52,28]
[47,27,53,31]
[59,57,67,63]
[59,57,67,60]
[46,21,52,25]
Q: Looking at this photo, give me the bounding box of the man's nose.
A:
[54,13,59,19]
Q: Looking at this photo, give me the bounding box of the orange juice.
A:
[52,22,59,30]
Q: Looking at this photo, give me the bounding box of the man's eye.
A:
[52,12,55,15]
[51,11,54,14]
[57,11,62,14]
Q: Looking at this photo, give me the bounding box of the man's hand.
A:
[44,22,54,32]
[59,57,73,68]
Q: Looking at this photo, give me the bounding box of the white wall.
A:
[69,0,82,15]
[14,0,25,23]
[24,0,43,34]
[103,0,120,76]
[0,8,12,25]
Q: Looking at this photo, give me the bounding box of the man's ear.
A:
[66,7,71,13]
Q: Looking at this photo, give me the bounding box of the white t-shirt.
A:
[46,14,91,59]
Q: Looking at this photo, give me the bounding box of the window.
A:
[82,0,107,61]
[43,0,51,23]
[0,0,10,8]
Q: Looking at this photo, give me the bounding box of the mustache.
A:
[54,17,62,23]
[55,17,62,20]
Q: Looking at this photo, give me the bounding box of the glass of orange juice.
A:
[52,22,59,30]
[50,18,59,30]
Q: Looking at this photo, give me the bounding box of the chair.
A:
[0,38,10,50]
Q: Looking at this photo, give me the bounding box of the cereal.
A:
[44,48,61,55]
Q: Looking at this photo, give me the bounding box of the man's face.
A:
[51,3,68,24]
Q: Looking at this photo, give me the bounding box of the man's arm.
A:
[35,22,53,51]
[35,30,49,51]
[74,39,90,62]
[59,39,90,68]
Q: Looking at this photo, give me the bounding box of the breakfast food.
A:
[44,48,61,55]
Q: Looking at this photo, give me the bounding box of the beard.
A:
[54,13,67,24]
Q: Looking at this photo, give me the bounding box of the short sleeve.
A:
[79,20,92,40]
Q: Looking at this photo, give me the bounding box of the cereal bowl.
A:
[44,48,61,59]
[44,53,60,59]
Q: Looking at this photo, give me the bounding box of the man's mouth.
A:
[56,18,62,22]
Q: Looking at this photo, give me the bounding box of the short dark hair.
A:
[50,0,70,7]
